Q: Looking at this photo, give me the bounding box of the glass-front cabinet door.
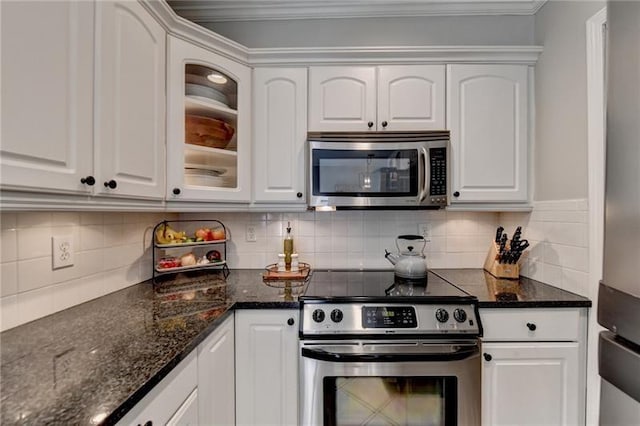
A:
[166,35,250,202]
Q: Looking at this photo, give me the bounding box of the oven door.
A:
[300,340,480,426]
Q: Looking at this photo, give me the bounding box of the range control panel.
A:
[301,302,481,337]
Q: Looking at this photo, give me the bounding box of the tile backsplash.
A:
[501,199,590,296]
[0,200,588,331]
[181,210,499,270]
[0,212,176,331]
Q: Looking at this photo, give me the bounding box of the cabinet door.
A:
[166,389,199,426]
[95,0,166,199]
[308,66,376,131]
[166,35,251,202]
[0,1,94,193]
[253,68,308,203]
[198,314,235,425]
[116,351,198,426]
[447,65,529,203]
[482,342,580,426]
[377,65,445,131]
[236,310,299,426]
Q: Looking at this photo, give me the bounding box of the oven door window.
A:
[323,376,456,426]
[312,149,418,196]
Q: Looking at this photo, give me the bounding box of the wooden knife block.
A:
[483,242,520,280]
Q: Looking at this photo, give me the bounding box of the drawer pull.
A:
[483,353,492,362]
[526,322,537,331]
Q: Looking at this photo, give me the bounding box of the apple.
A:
[195,228,210,241]
[206,250,222,261]
[211,228,226,240]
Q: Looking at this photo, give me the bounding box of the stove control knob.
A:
[330,309,343,323]
[312,309,325,323]
[453,309,467,323]
[435,308,449,323]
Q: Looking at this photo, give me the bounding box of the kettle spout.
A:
[384,249,399,265]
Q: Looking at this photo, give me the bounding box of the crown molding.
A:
[168,0,547,23]
[247,45,543,66]
[143,1,542,66]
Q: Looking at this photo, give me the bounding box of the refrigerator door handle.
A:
[599,330,640,404]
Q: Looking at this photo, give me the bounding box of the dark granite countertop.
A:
[0,269,300,426]
[431,269,592,308]
[0,268,590,425]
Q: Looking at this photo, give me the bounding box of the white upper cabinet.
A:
[252,68,308,204]
[1,0,166,200]
[447,64,529,204]
[166,36,251,203]
[309,65,445,132]
[308,67,376,131]
[94,0,166,199]
[377,65,446,131]
[0,1,94,193]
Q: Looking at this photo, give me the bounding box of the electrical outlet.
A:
[246,224,257,242]
[418,223,431,239]
[52,235,74,269]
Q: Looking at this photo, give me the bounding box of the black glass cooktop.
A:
[302,270,474,302]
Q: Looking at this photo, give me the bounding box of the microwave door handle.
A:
[418,147,429,202]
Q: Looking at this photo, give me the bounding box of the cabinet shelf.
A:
[185,96,238,123]
[152,219,230,282]
[155,260,227,274]
[156,239,227,249]
[185,144,238,167]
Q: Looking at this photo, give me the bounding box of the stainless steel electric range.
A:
[299,270,483,426]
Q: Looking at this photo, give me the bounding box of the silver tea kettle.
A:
[384,235,428,280]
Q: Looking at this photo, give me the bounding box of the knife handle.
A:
[495,226,504,243]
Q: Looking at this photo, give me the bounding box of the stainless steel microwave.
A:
[308,131,450,209]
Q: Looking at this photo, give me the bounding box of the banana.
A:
[155,223,185,244]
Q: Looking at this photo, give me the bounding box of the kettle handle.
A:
[398,235,425,240]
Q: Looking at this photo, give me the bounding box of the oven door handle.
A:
[301,345,479,363]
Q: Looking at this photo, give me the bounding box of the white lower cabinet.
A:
[235,309,299,426]
[480,308,587,426]
[197,313,236,425]
[117,351,198,426]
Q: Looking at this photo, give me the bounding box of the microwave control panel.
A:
[429,147,447,202]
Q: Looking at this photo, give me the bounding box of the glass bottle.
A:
[284,222,294,270]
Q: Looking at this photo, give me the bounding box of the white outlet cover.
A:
[52,235,74,269]
[246,224,257,242]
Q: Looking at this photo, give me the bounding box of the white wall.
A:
[0,212,175,331]
[202,15,534,48]
[533,0,606,201]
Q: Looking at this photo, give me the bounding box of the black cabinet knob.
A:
[453,191,460,197]
[80,176,95,186]
[483,353,492,362]
[287,318,295,326]
[104,180,117,189]
[367,121,374,128]
[173,188,181,195]
[381,121,388,128]
[296,192,303,198]
[526,322,537,331]
[144,421,153,426]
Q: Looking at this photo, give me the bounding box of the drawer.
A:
[480,308,583,341]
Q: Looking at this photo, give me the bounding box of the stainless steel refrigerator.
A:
[598,1,640,424]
